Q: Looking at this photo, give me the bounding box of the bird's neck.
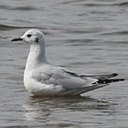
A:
[25,44,48,71]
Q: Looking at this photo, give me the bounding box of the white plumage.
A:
[11,29,124,96]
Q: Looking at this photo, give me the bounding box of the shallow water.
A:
[0,0,128,127]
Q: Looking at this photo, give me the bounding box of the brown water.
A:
[0,0,128,127]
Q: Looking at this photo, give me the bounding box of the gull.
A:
[11,29,124,96]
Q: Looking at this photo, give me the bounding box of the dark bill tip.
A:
[11,37,23,41]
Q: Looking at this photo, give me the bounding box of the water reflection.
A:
[23,96,116,125]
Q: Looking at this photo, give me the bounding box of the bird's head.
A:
[11,29,45,45]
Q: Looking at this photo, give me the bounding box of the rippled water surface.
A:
[0,0,128,127]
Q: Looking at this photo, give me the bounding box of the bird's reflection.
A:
[23,95,116,126]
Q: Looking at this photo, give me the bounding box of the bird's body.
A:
[12,29,124,96]
[24,64,98,96]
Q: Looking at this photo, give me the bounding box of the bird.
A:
[11,29,125,96]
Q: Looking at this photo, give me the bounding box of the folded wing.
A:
[32,65,124,95]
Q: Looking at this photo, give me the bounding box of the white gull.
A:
[11,29,124,96]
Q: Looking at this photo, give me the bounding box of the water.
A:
[0,0,128,127]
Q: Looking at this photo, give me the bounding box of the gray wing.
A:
[32,65,97,90]
[31,65,124,95]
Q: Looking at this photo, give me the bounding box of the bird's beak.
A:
[11,37,23,41]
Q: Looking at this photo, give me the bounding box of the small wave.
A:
[0,24,28,30]
[2,125,28,128]
[0,24,45,30]
[11,6,38,11]
[0,5,11,10]
[80,2,128,7]
[110,40,128,44]
[81,3,110,7]
[0,5,38,11]
[114,2,128,6]
[101,31,128,36]
[0,24,20,30]
[84,2,128,7]
[61,1,128,7]
[60,1,113,7]
[63,38,96,46]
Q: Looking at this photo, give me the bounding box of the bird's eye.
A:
[27,34,32,38]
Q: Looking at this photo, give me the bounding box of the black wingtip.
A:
[98,78,125,84]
